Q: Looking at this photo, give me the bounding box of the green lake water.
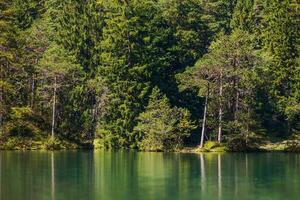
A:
[0,150,300,200]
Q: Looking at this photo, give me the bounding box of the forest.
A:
[0,0,299,151]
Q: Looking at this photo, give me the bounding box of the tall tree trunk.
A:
[200,83,209,148]
[51,76,57,139]
[218,70,223,143]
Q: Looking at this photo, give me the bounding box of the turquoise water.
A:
[0,151,300,200]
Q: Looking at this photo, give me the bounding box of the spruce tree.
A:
[261,0,299,134]
[96,0,155,147]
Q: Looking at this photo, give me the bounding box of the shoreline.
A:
[1,136,300,153]
[1,144,299,153]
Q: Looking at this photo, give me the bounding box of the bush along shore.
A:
[181,137,300,153]
[0,0,299,152]
[94,135,300,153]
[0,136,93,151]
[1,135,300,153]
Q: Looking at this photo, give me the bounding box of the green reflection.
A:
[0,151,300,200]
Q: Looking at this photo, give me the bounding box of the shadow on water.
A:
[0,151,300,200]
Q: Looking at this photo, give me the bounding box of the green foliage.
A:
[14,0,44,29]
[1,0,299,151]
[258,0,300,134]
[284,141,300,153]
[230,0,255,32]
[4,107,41,137]
[178,29,262,145]
[201,0,237,35]
[203,141,220,150]
[1,0,19,135]
[43,137,63,150]
[134,88,196,151]
[46,0,105,74]
[38,43,80,76]
[227,136,249,152]
[0,136,40,150]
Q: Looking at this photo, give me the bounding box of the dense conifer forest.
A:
[0,0,299,151]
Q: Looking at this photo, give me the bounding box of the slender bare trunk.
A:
[51,76,57,139]
[218,70,223,143]
[200,83,209,148]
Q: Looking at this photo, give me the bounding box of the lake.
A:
[0,150,299,200]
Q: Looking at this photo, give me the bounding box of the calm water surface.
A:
[0,150,300,200]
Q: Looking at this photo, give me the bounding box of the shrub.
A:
[134,87,196,151]
[227,135,259,152]
[43,137,63,150]
[285,141,300,153]
[204,141,220,150]
[227,136,248,152]
[4,107,41,137]
[0,137,33,150]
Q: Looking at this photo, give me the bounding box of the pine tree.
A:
[178,30,260,147]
